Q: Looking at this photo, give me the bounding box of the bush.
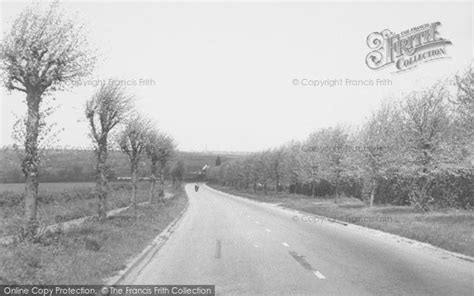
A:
[375,176,412,206]
[372,169,473,209]
[430,169,474,209]
[288,178,362,199]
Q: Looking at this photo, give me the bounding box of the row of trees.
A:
[86,83,177,220]
[0,2,178,234]
[207,67,473,211]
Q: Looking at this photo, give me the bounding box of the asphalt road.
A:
[126,184,474,295]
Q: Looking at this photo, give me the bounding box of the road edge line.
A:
[104,190,190,285]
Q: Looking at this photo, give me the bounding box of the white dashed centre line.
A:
[282,242,289,247]
[313,271,326,279]
[253,244,259,248]
[265,228,271,233]
[255,221,260,225]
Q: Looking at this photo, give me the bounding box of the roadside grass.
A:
[0,182,171,237]
[0,185,187,284]
[209,184,474,257]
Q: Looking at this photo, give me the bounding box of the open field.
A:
[0,182,96,193]
[209,184,474,257]
[0,148,241,183]
[0,186,188,284]
[0,181,171,237]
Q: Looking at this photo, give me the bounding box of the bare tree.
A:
[0,2,95,233]
[86,83,132,220]
[145,131,176,203]
[118,114,151,207]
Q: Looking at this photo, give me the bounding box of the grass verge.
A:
[209,184,474,257]
[0,182,171,237]
[0,185,187,284]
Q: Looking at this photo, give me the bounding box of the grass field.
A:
[0,182,96,194]
[0,148,241,183]
[0,186,187,284]
[210,184,474,257]
[0,181,169,237]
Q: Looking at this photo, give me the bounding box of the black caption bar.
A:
[0,286,215,296]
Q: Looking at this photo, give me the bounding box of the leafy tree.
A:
[171,160,186,185]
[453,66,474,134]
[268,147,286,191]
[86,83,132,219]
[0,2,95,234]
[357,101,402,206]
[215,156,222,166]
[241,157,254,189]
[145,131,175,202]
[118,115,151,207]
[145,129,160,203]
[451,66,474,161]
[254,152,271,194]
[283,140,303,194]
[299,138,322,198]
[308,127,348,202]
[399,85,451,211]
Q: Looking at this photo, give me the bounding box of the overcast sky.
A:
[0,1,472,152]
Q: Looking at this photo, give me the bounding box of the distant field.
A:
[0,182,96,193]
[0,148,241,183]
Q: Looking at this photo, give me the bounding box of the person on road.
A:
[195,184,199,192]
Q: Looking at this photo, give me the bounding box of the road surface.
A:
[125,184,474,295]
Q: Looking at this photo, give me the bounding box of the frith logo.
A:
[366,22,452,73]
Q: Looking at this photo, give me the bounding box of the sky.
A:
[0,1,472,152]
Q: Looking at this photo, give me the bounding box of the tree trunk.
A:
[369,180,377,207]
[253,181,257,193]
[159,167,165,202]
[96,143,108,221]
[131,161,138,208]
[311,181,316,198]
[149,179,156,203]
[276,175,280,192]
[24,92,41,235]
[149,161,157,203]
[264,182,268,195]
